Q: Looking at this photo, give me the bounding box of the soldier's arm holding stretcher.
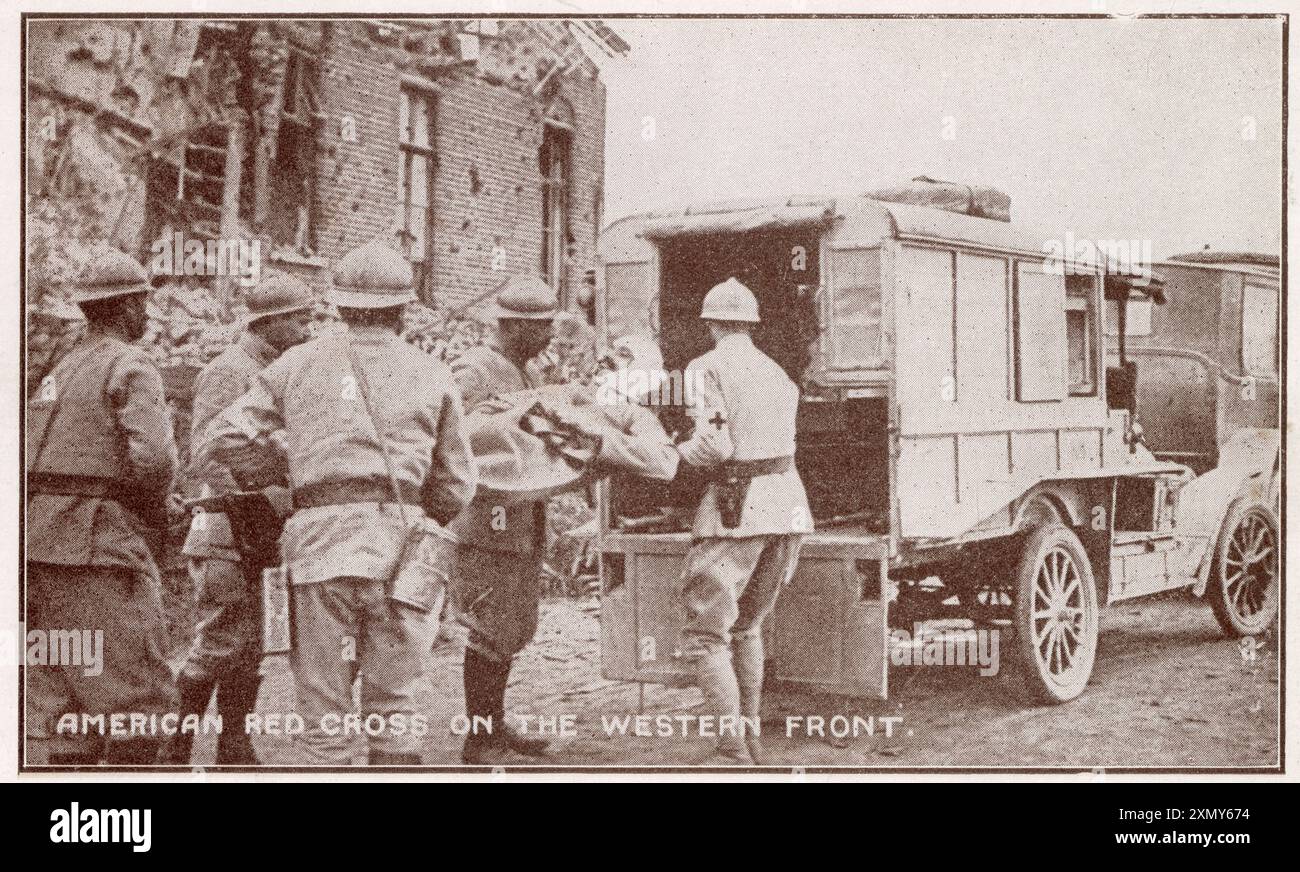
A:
[590,404,680,481]
[207,363,291,490]
[538,385,679,481]
[674,363,734,468]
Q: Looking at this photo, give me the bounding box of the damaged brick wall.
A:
[27,17,619,374]
[430,71,605,313]
[25,16,618,610]
[312,19,610,313]
[312,22,404,269]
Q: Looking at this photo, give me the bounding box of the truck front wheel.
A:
[1208,500,1279,637]
[1009,524,1099,705]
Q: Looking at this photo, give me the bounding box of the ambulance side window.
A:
[1013,263,1067,402]
[1241,281,1279,378]
[1104,298,1152,337]
[827,248,883,368]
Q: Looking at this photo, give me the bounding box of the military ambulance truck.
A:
[594,185,1280,704]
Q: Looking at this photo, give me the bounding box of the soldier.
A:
[25,251,179,765]
[210,240,476,765]
[452,295,682,764]
[674,278,811,765]
[449,276,559,764]
[162,275,315,765]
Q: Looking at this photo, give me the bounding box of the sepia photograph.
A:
[9,2,1288,787]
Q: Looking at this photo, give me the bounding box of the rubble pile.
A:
[142,282,238,368]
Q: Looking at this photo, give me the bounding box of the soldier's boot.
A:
[496,657,548,758]
[732,634,770,765]
[461,647,505,764]
[694,648,751,765]
[369,750,422,766]
[214,667,261,765]
[461,649,540,764]
[103,737,165,765]
[157,672,217,765]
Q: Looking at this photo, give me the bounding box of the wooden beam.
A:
[216,118,245,318]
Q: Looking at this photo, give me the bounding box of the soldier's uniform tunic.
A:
[591,403,681,484]
[451,351,684,664]
[677,332,811,655]
[180,330,282,684]
[448,341,546,661]
[26,334,179,761]
[212,327,476,763]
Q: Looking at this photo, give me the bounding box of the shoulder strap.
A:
[517,355,541,390]
[342,336,411,527]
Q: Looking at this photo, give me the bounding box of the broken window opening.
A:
[541,122,572,304]
[142,121,229,251]
[265,48,319,255]
[267,120,316,255]
[398,87,436,301]
[280,46,319,127]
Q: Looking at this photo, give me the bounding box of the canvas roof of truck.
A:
[1153,257,1279,282]
[1166,250,1278,268]
[602,194,1163,296]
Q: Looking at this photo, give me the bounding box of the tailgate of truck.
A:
[598,529,889,699]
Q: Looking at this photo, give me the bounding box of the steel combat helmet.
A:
[492,275,559,321]
[71,250,152,304]
[246,274,315,323]
[700,277,760,323]
[328,240,417,309]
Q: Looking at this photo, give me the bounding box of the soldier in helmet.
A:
[25,250,179,765]
[448,275,559,764]
[450,279,682,764]
[161,274,315,765]
[210,240,476,765]
[673,277,811,765]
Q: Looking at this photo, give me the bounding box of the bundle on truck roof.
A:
[866,174,1012,222]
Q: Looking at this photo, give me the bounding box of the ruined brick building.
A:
[27,17,628,319]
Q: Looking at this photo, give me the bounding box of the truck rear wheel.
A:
[1208,500,1279,637]
[1009,524,1098,705]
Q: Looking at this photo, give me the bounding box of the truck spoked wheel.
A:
[1009,524,1098,705]
[1208,500,1279,637]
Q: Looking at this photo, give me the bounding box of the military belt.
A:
[715,456,793,480]
[293,478,424,510]
[710,456,794,530]
[28,473,167,543]
[28,473,117,498]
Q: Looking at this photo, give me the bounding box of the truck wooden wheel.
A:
[1010,524,1099,704]
[1208,500,1279,637]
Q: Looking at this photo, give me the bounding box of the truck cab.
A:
[1107,252,1281,638]
[1108,252,1279,474]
